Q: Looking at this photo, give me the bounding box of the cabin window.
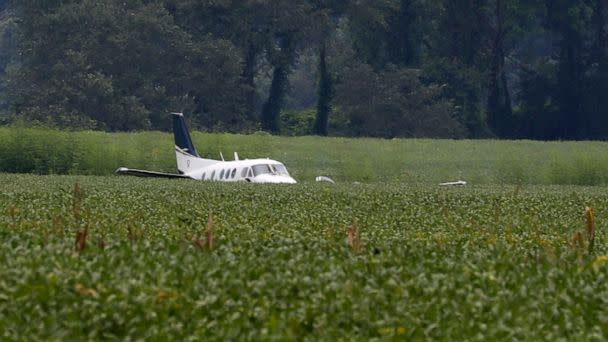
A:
[220,169,225,179]
[241,168,248,178]
[252,164,272,177]
[271,164,289,176]
[211,170,216,180]
[231,168,237,178]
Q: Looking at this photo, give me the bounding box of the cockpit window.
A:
[271,164,289,176]
[252,164,272,176]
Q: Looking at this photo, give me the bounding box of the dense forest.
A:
[0,0,606,140]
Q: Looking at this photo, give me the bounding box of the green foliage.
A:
[345,0,400,68]
[0,6,15,116]
[516,59,560,139]
[0,0,607,139]
[520,0,607,140]
[9,0,247,131]
[280,109,315,136]
[0,174,608,339]
[4,127,608,185]
[422,58,488,138]
[336,64,465,138]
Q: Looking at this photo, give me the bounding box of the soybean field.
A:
[0,173,607,340]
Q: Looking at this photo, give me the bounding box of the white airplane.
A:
[116,113,297,184]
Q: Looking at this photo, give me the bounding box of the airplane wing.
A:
[115,167,192,179]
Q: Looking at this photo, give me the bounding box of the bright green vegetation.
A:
[1,174,607,339]
[3,126,608,185]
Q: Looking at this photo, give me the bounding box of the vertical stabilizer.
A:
[171,112,217,174]
[172,112,200,157]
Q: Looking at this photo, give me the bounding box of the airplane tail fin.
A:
[171,112,216,174]
[172,112,200,157]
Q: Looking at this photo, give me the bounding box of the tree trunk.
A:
[313,44,332,136]
[242,42,258,122]
[500,62,512,134]
[487,48,500,135]
[593,0,608,138]
[261,64,288,134]
[261,35,295,134]
[557,28,584,139]
[387,0,416,66]
[486,0,512,137]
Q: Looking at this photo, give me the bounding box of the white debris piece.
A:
[439,180,467,186]
[315,176,336,184]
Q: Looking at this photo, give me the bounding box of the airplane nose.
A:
[252,174,297,184]
[272,176,297,184]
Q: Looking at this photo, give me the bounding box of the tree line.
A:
[0,0,606,140]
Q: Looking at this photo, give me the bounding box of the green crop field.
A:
[1,173,607,340]
[1,127,608,339]
[3,126,608,185]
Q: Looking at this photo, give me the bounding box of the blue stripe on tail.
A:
[171,113,200,157]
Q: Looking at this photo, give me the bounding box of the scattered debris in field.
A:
[439,180,467,186]
[316,176,335,184]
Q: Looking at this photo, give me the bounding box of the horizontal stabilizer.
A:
[115,167,192,179]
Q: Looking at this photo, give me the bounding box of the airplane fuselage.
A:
[181,157,296,184]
